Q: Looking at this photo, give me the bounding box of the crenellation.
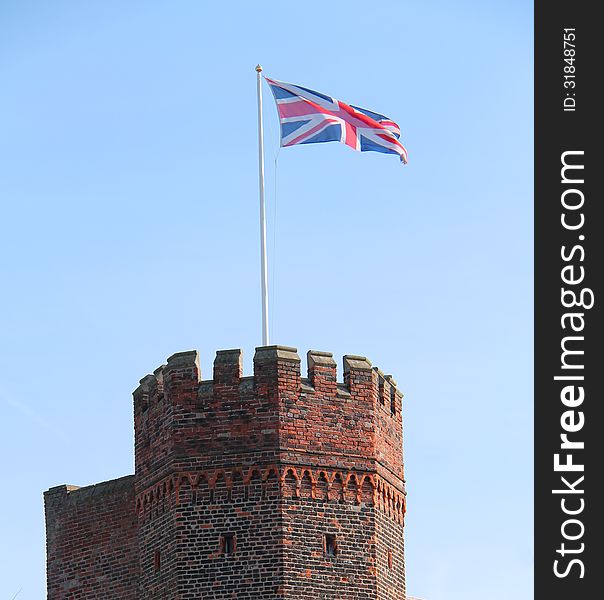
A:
[374,366,389,408]
[165,349,200,373]
[46,344,406,600]
[213,349,243,385]
[163,350,201,409]
[133,374,154,414]
[386,374,403,418]
[307,350,337,393]
[343,354,376,405]
[136,348,403,421]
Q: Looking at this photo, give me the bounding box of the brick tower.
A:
[44,346,407,599]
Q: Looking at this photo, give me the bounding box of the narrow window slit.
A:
[222,533,236,556]
[324,534,337,557]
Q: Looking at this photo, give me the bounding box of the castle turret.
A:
[45,345,407,600]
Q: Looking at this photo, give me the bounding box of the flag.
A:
[265,77,408,164]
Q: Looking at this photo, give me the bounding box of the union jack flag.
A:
[265,77,408,164]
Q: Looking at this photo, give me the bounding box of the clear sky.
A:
[0,1,533,598]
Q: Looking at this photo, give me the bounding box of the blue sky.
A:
[0,1,533,598]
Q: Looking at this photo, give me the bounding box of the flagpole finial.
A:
[256,64,263,73]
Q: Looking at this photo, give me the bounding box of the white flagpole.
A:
[256,64,270,346]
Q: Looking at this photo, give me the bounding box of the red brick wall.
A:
[278,465,405,600]
[373,369,405,480]
[280,465,377,600]
[278,352,376,471]
[172,472,284,599]
[133,347,404,481]
[138,484,178,599]
[376,508,406,600]
[135,465,405,600]
[44,476,138,600]
[133,348,287,600]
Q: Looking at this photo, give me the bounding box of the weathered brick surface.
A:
[376,507,406,600]
[44,476,138,600]
[174,474,284,599]
[45,345,407,599]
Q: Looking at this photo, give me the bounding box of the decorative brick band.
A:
[136,466,406,525]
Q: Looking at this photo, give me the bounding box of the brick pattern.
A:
[136,467,405,526]
[282,498,375,599]
[375,509,406,600]
[136,465,404,600]
[173,475,283,599]
[138,486,178,599]
[373,369,405,479]
[134,369,176,494]
[44,476,138,600]
[46,346,407,600]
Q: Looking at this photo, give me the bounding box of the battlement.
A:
[46,344,408,600]
[133,346,404,493]
[134,346,402,414]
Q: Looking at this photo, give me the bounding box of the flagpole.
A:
[256,64,270,346]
